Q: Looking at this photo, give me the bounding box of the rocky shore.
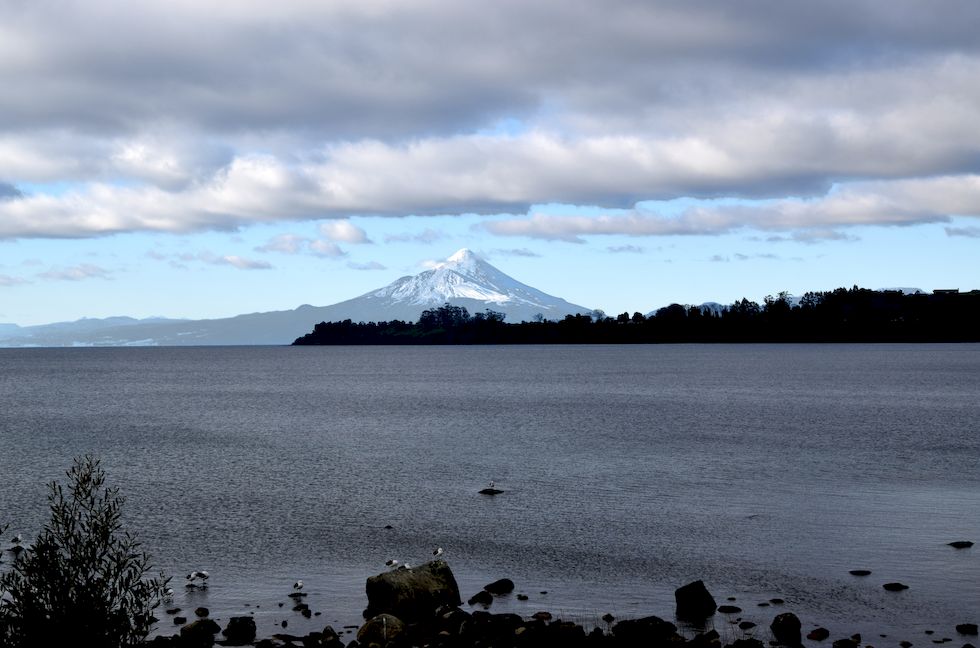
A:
[145,561,978,648]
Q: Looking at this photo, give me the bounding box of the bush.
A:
[0,456,169,648]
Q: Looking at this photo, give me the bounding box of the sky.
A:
[1,0,979,326]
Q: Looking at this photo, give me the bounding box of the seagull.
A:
[433,547,444,557]
[489,481,495,489]
[164,588,175,600]
[385,559,400,569]
[293,580,303,591]
[12,534,22,545]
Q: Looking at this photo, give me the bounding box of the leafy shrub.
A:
[0,456,169,648]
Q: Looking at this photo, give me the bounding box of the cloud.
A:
[309,240,346,258]
[0,274,29,286]
[37,263,111,281]
[319,220,371,244]
[384,228,447,244]
[1,2,980,240]
[607,245,644,254]
[710,253,782,263]
[493,248,541,257]
[213,255,272,270]
[256,233,310,254]
[945,226,980,238]
[347,260,387,270]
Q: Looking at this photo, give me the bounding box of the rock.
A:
[301,608,312,618]
[479,488,504,495]
[222,617,257,646]
[770,612,802,646]
[730,639,766,648]
[719,605,743,614]
[612,615,678,644]
[964,644,976,648]
[602,613,615,623]
[165,607,180,615]
[957,625,978,636]
[883,582,910,591]
[850,569,872,576]
[467,590,493,607]
[288,591,308,599]
[948,541,974,549]
[808,628,831,641]
[179,619,221,648]
[174,616,187,625]
[770,598,785,604]
[194,606,209,617]
[532,611,553,621]
[741,622,757,630]
[833,639,859,648]
[357,613,405,646]
[675,580,718,619]
[899,642,913,648]
[852,634,862,643]
[516,594,529,601]
[484,578,515,595]
[364,559,462,620]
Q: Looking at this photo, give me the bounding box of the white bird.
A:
[399,563,411,570]
[385,559,399,568]
[11,534,22,545]
[433,547,444,557]
[293,580,303,590]
[198,570,209,581]
[489,481,495,488]
[164,588,174,600]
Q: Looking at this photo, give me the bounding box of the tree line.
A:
[292,287,980,345]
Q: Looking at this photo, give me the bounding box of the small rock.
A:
[288,591,308,599]
[948,541,974,549]
[301,609,312,618]
[883,582,909,591]
[467,590,493,607]
[719,605,743,614]
[540,591,548,595]
[222,617,257,646]
[484,578,515,595]
[479,488,504,495]
[384,524,393,529]
[357,613,405,646]
[741,622,757,630]
[165,607,181,615]
[852,634,862,643]
[833,639,859,648]
[516,594,529,601]
[194,607,209,617]
[928,631,936,635]
[532,611,553,621]
[808,628,831,641]
[602,613,615,624]
[174,616,188,625]
[770,598,785,605]
[899,642,913,648]
[956,625,978,636]
[728,597,738,601]
[281,620,287,628]
[180,619,221,648]
[850,569,873,576]
[758,602,771,607]
[770,612,802,646]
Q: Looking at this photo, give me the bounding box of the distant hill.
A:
[0,250,590,347]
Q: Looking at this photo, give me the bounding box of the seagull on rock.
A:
[433,547,444,557]
[385,559,400,569]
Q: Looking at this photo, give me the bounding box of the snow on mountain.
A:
[0,250,591,346]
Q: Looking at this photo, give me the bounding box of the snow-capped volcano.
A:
[0,249,590,346]
[350,248,591,322]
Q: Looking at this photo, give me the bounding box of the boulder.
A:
[612,615,678,644]
[484,578,515,595]
[357,613,405,646]
[467,590,493,607]
[948,541,974,549]
[883,582,909,592]
[675,580,718,619]
[194,606,209,617]
[479,488,504,495]
[808,628,831,641]
[222,617,257,646]
[957,625,978,636]
[770,612,802,646]
[719,605,742,614]
[364,559,462,620]
[179,618,220,648]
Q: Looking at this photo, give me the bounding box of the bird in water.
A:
[293,580,304,591]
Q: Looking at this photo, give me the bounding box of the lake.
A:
[0,344,977,642]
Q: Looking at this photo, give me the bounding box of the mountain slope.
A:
[0,250,590,347]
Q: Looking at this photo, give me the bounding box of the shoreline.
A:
[143,563,979,648]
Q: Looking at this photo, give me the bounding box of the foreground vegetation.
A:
[0,456,168,648]
[294,287,980,344]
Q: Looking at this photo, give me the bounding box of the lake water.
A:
[0,344,977,643]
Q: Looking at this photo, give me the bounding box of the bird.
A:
[164,588,175,600]
[489,480,495,489]
[11,534,22,545]
[385,559,399,569]
[293,580,303,591]
[398,563,411,570]
[432,547,444,557]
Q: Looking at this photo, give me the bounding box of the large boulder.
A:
[357,613,405,646]
[179,618,220,648]
[365,559,462,620]
[675,580,718,619]
[770,612,802,646]
[484,578,515,595]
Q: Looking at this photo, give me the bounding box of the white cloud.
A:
[37,263,111,281]
[0,274,29,286]
[256,233,310,254]
[309,240,346,258]
[319,220,371,244]
[214,255,272,270]
[347,260,386,270]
